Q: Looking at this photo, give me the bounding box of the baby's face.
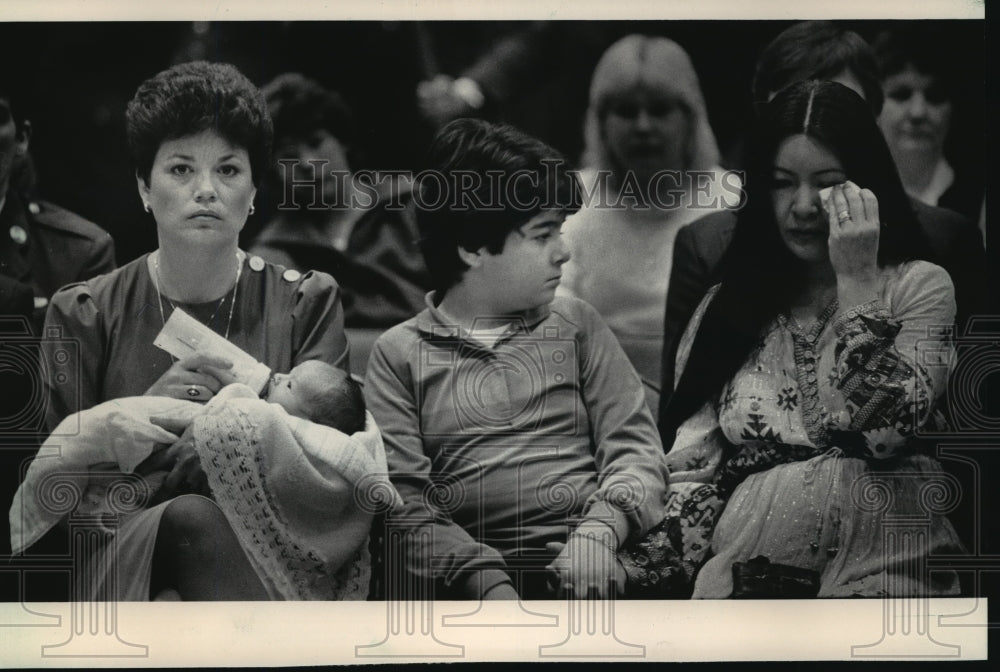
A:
[265,363,326,419]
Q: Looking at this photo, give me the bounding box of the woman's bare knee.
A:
[158,495,231,549]
[152,495,267,600]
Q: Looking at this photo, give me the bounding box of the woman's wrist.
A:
[565,530,628,596]
[575,518,620,547]
[568,528,618,554]
[580,502,629,549]
[836,275,881,314]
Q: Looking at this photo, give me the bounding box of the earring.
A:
[143,202,151,213]
[249,203,255,216]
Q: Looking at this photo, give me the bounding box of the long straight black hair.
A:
[660,80,932,444]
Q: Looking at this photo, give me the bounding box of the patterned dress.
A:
[662,260,964,598]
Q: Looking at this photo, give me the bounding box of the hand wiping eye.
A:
[818,183,846,215]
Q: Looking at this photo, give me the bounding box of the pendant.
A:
[809,542,819,553]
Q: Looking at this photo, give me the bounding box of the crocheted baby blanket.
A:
[10,384,401,600]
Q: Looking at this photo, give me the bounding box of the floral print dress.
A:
[663,260,964,598]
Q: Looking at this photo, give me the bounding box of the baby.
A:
[264,360,366,435]
[137,360,367,498]
[11,360,369,553]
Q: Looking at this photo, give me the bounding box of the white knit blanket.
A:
[10,384,401,600]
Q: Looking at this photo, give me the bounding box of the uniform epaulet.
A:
[28,200,112,243]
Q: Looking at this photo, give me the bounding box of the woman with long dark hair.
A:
[661,80,963,598]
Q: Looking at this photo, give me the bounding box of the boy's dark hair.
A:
[661,81,929,444]
[416,118,581,293]
[126,61,273,188]
[301,363,367,435]
[753,21,884,117]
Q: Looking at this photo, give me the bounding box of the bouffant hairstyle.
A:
[126,61,272,187]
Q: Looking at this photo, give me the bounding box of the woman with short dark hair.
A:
[40,61,354,600]
[873,26,983,226]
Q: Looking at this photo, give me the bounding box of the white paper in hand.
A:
[153,307,272,394]
[819,186,835,215]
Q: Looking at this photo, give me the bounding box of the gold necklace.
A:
[152,250,244,341]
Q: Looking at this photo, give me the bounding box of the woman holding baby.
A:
[36,62,363,601]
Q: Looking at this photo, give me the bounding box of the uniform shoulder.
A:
[30,200,112,243]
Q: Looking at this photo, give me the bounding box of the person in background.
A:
[249,73,431,330]
[557,35,738,415]
[751,20,885,117]
[873,25,985,234]
[0,78,116,563]
[0,80,115,332]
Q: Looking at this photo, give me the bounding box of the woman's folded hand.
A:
[136,419,210,505]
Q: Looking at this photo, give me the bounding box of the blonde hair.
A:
[581,35,720,172]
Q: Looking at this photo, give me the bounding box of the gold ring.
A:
[836,210,852,223]
[186,386,200,398]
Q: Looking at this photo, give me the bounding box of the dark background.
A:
[0,17,998,656]
[0,19,986,265]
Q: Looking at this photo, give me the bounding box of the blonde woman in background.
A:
[558,35,739,415]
